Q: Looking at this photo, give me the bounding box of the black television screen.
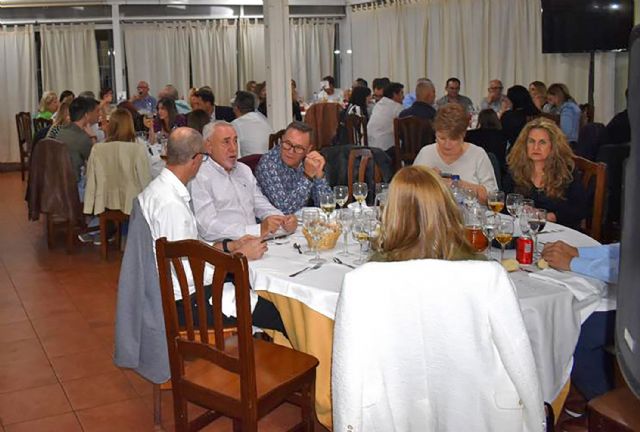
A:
[541,0,634,53]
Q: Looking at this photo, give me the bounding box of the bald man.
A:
[131,80,157,112]
[399,79,437,121]
[480,79,507,113]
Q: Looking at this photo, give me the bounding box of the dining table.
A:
[248,218,609,430]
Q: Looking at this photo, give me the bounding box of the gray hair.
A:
[166,127,204,165]
[79,90,96,99]
[416,79,435,92]
[202,120,234,141]
[162,84,179,100]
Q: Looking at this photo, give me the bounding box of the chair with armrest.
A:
[155,237,318,432]
[393,116,435,171]
[268,129,286,150]
[347,148,382,205]
[573,156,607,242]
[16,112,33,181]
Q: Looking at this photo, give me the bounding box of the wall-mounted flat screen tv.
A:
[541,0,634,53]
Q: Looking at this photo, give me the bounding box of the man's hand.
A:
[546,212,557,222]
[541,241,579,271]
[282,215,298,233]
[303,151,326,179]
[260,215,285,237]
[233,236,267,261]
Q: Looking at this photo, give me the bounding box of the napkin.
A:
[527,268,606,301]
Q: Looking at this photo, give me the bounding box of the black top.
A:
[215,105,236,123]
[502,170,588,230]
[464,128,508,173]
[605,109,630,145]
[399,101,436,121]
[500,109,528,146]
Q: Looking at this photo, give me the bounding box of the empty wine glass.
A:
[495,218,515,262]
[463,187,478,210]
[319,192,336,220]
[506,193,523,219]
[333,185,349,209]
[487,190,505,215]
[301,208,321,256]
[337,208,354,256]
[303,210,326,264]
[482,213,498,260]
[352,182,368,209]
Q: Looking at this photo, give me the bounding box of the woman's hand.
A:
[546,212,557,222]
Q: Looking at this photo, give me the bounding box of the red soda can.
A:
[516,236,534,264]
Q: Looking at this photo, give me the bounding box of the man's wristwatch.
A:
[222,239,232,253]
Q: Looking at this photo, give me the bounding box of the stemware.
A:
[464,205,488,253]
[352,182,368,209]
[351,219,370,265]
[527,208,547,259]
[463,187,478,210]
[333,185,349,209]
[301,208,323,259]
[337,208,354,256]
[319,192,336,219]
[495,218,515,262]
[506,193,523,219]
[482,213,498,260]
[487,190,505,215]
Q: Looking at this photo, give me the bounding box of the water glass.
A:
[482,213,498,260]
[506,193,523,218]
[337,208,354,256]
[333,185,349,209]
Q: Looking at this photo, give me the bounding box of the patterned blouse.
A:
[255,146,332,214]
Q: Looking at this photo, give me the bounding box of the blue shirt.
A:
[570,243,620,284]
[133,95,157,112]
[558,100,581,142]
[255,146,332,214]
[402,92,416,109]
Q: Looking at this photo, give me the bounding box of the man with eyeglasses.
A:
[435,77,474,113]
[480,79,508,114]
[131,80,157,112]
[190,121,297,241]
[255,121,332,214]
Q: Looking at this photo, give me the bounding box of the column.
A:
[263,0,292,130]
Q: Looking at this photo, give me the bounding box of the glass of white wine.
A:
[482,213,498,260]
[351,219,370,265]
[495,218,514,262]
[333,185,349,209]
[352,182,368,209]
[487,190,505,216]
[319,192,336,220]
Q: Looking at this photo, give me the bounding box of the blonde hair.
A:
[52,101,71,127]
[433,103,468,139]
[380,166,477,261]
[107,108,136,142]
[39,91,57,113]
[547,83,574,104]
[506,117,575,199]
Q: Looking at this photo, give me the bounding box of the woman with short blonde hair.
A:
[375,165,480,262]
[37,91,59,120]
[106,108,136,142]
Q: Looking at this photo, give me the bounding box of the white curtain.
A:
[40,24,100,97]
[290,19,336,102]
[123,22,190,100]
[0,25,37,163]
[238,18,266,88]
[189,20,238,106]
[350,0,627,123]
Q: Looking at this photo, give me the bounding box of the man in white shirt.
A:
[190,121,297,242]
[138,126,286,332]
[366,82,405,159]
[231,91,273,156]
[318,75,343,103]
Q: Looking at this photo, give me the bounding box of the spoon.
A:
[293,243,303,254]
[333,257,356,269]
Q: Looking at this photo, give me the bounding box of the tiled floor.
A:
[0,171,328,432]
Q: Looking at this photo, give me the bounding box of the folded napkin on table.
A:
[528,268,606,301]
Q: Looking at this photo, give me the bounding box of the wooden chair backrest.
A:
[347,148,382,203]
[155,238,257,406]
[33,117,52,134]
[16,112,33,156]
[304,102,341,149]
[268,129,286,150]
[345,113,368,146]
[573,156,607,241]
[393,116,434,171]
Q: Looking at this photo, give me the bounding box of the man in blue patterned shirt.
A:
[255,121,332,214]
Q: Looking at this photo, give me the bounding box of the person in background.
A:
[371,165,483,262]
[435,77,474,113]
[500,85,540,147]
[59,90,75,105]
[158,84,191,115]
[465,109,508,173]
[190,88,235,123]
[105,108,137,143]
[399,79,437,121]
[256,82,268,117]
[231,90,273,156]
[528,81,551,112]
[186,109,210,134]
[56,96,99,181]
[344,85,372,119]
[546,83,582,143]
[367,82,405,159]
[402,78,433,110]
[144,98,187,144]
[99,88,113,119]
[353,78,368,88]
[256,121,331,214]
[606,89,630,145]
[46,101,71,140]
[37,91,59,120]
[291,79,303,121]
[504,117,587,229]
[131,80,156,112]
[117,101,146,132]
[371,77,390,103]
[414,103,497,203]
[480,79,508,114]
[245,80,258,94]
[318,75,342,103]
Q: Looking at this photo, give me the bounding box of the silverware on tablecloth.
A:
[289,263,323,277]
[333,257,355,269]
[293,243,303,254]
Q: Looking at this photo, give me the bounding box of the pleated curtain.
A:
[238,18,266,89]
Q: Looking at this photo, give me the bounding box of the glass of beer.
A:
[464,206,488,253]
[487,190,505,215]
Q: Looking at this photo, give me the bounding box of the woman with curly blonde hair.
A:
[37,91,59,120]
[504,117,587,229]
[373,165,482,262]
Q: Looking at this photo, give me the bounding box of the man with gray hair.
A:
[402,77,432,109]
[158,84,191,115]
[480,79,508,114]
[231,90,273,156]
[190,121,297,242]
[399,79,437,121]
[138,127,286,332]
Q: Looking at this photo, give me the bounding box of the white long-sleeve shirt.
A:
[231,111,273,157]
[366,97,404,151]
[189,159,282,241]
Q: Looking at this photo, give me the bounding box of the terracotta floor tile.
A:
[3,413,83,432]
[0,358,58,394]
[39,329,103,358]
[0,303,28,326]
[50,347,118,382]
[122,369,155,397]
[0,320,36,344]
[0,383,71,425]
[61,370,138,411]
[21,296,78,320]
[76,398,154,432]
[0,338,48,366]
[30,311,90,339]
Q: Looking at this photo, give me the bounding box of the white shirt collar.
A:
[158,168,191,202]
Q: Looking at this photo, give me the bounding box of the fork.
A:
[333,257,356,269]
[289,262,323,277]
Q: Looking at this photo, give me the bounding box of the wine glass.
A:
[352,182,368,209]
[319,192,336,220]
[337,208,354,256]
[495,218,515,262]
[333,186,349,209]
[487,190,505,215]
[351,219,370,265]
[375,182,389,200]
[482,213,498,260]
[368,219,382,254]
[463,187,478,210]
[303,210,326,264]
[506,193,523,219]
[464,205,488,253]
[301,208,320,256]
[528,208,547,259]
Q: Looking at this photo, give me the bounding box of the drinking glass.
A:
[351,219,370,265]
[304,211,326,264]
[352,182,368,209]
[463,188,478,210]
[333,185,349,209]
[319,192,336,219]
[496,218,515,262]
[482,213,498,260]
[506,193,523,218]
[301,208,321,257]
[527,208,547,258]
[368,219,382,254]
[375,182,389,199]
[464,205,488,253]
[337,208,354,256]
[487,190,505,215]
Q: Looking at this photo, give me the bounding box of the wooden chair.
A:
[268,129,285,150]
[393,116,434,172]
[345,113,368,146]
[155,238,318,432]
[573,156,607,242]
[99,210,127,260]
[237,154,262,174]
[587,387,640,431]
[33,117,52,134]
[347,148,382,204]
[304,102,341,149]
[15,112,32,181]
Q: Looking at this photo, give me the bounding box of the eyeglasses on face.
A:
[281,140,308,154]
[489,86,503,91]
[192,152,211,162]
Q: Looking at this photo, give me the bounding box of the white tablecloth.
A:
[248,221,607,402]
